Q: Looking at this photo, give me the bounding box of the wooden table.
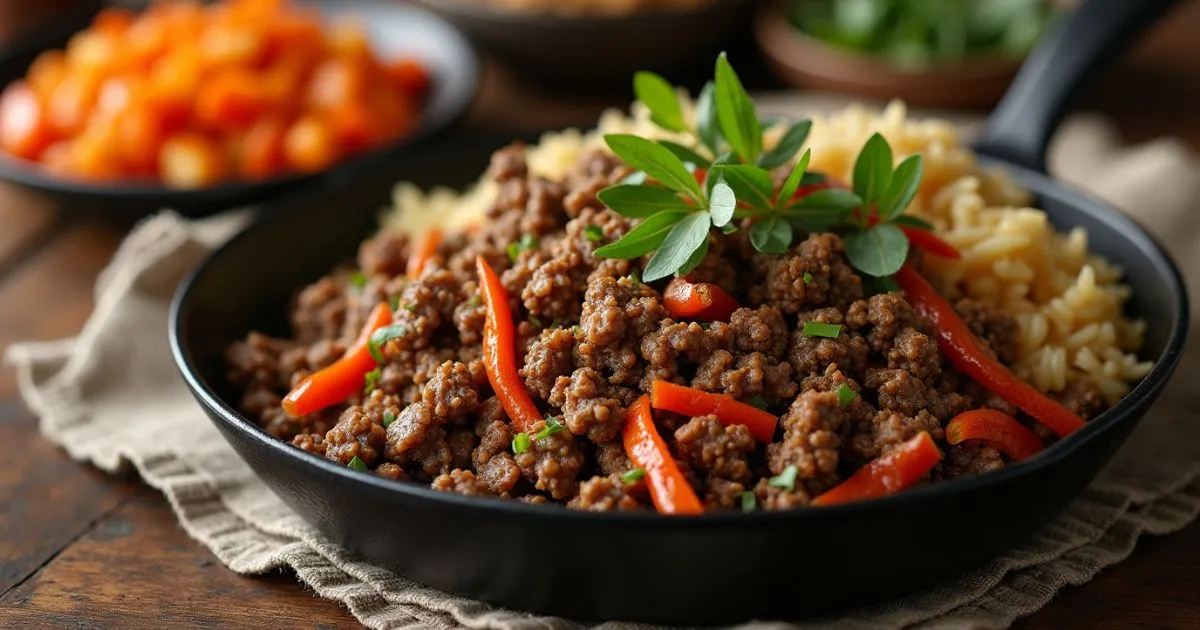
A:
[3,4,1200,628]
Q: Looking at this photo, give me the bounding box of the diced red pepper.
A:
[662,276,740,322]
[623,395,703,515]
[283,302,392,417]
[650,380,776,443]
[812,431,941,506]
[946,409,1044,461]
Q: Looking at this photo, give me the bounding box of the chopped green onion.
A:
[368,324,408,363]
[836,383,857,408]
[348,455,368,472]
[534,416,566,440]
[388,295,401,312]
[570,325,583,336]
[802,321,842,338]
[741,491,756,512]
[528,315,545,329]
[585,225,604,242]
[382,410,396,427]
[768,465,798,492]
[404,303,416,313]
[467,295,482,308]
[505,242,520,263]
[507,233,539,263]
[748,395,769,410]
[802,272,814,284]
[512,432,531,454]
[363,368,382,394]
[350,271,368,290]
[620,467,646,484]
[629,268,641,284]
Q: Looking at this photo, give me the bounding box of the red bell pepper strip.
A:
[406,228,443,279]
[812,431,941,506]
[650,380,777,443]
[662,276,741,322]
[945,409,1044,461]
[623,395,704,515]
[899,226,961,259]
[895,264,1085,438]
[282,302,392,417]
[476,256,543,433]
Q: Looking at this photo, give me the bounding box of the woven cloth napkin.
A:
[7,100,1200,629]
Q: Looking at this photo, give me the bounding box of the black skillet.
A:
[0,0,478,217]
[170,0,1189,623]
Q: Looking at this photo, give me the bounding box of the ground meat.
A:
[548,367,626,443]
[939,443,1005,480]
[595,440,633,476]
[754,477,811,510]
[887,328,941,381]
[289,276,348,345]
[408,427,453,479]
[578,276,666,386]
[325,406,387,466]
[674,415,756,483]
[523,252,586,322]
[768,391,844,494]
[422,361,479,422]
[513,419,585,500]
[432,470,495,497]
[375,463,405,480]
[639,320,731,391]
[705,478,748,510]
[866,368,969,422]
[730,306,789,359]
[787,326,870,380]
[752,233,863,313]
[568,475,642,511]
[385,402,434,461]
[357,230,409,278]
[955,298,1019,365]
[845,292,919,354]
[522,327,577,399]
[453,291,487,346]
[476,453,522,495]
[292,432,326,456]
[692,351,797,403]
[447,425,478,470]
[1056,378,1108,420]
[488,142,527,182]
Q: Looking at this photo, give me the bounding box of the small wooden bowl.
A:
[754,2,1023,109]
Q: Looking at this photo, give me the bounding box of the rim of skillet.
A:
[169,158,1190,529]
[0,2,480,200]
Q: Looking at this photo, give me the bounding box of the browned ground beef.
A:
[224,143,1114,511]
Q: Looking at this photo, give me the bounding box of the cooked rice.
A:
[384,100,1150,403]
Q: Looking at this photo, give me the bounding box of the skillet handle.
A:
[973,0,1180,173]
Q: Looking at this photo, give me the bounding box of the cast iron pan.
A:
[0,0,479,217]
[170,0,1188,624]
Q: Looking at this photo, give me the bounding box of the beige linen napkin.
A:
[7,102,1200,629]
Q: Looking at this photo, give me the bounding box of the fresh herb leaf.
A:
[584,225,604,242]
[659,140,709,167]
[892,214,934,230]
[620,171,648,185]
[802,321,842,338]
[348,455,368,472]
[620,467,647,483]
[605,134,702,199]
[714,52,762,163]
[505,233,538,264]
[786,188,862,231]
[748,395,769,410]
[368,325,408,363]
[799,171,829,186]
[512,432,531,454]
[836,383,857,407]
[749,215,792,254]
[505,242,520,263]
[775,148,812,206]
[768,464,798,491]
[878,154,923,220]
[695,81,724,154]
[758,119,812,169]
[534,416,566,440]
[363,368,381,394]
[643,212,711,282]
[760,115,784,130]
[852,133,894,207]
[676,236,709,277]
[383,410,396,427]
[741,490,757,511]
[633,71,687,132]
[598,184,692,219]
[708,179,736,228]
[350,271,368,290]
[803,271,814,283]
[845,223,909,277]
[594,210,689,259]
[789,187,862,213]
[871,275,901,294]
[713,163,775,210]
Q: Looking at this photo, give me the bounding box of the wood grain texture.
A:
[0,184,59,278]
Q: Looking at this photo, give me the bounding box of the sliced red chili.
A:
[282,302,392,417]
[406,227,443,279]
[649,380,776,443]
[623,395,703,515]
[946,409,1044,461]
[476,256,542,433]
[662,276,741,322]
[812,431,941,506]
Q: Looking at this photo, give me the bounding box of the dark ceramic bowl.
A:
[409,0,756,87]
[170,0,1187,624]
[0,0,479,217]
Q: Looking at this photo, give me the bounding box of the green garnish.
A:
[363,368,381,394]
[570,325,583,336]
[507,233,539,263]
[741,490,757,512]
[802,272,814,284]
[748,395,769,410]
[629,268,641,284]
[768,465,799,492]
[585,225,604,242]
[368,325,408,363]
[802,321,842,338]
[404,303,416,313]
[388,295,401,312]
[512,432,531,454]
[383,410,396,427]
[620,467,647,484]
[467,294,482,308]
[872,275,901,294]
[348,455,368,472]
[596,52,932,282]
[349,271,368,290]
[528,315,545,329]
[533,416,566,440]
[836,383,857,408]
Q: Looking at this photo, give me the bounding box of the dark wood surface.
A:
[2,3,1200,628]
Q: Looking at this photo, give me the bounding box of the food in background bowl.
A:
[224,55,1149,514]
[0,0,431,188]
[453,0,725,16]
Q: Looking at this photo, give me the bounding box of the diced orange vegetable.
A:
[386,58,431,97]
[112,104,166,176]
[65,32,120,74]
[47,72,100,137]
[240,117,287,179]
[70,128,122,181]
[197,70,272,129]
[39,141,76,176]
[283,115,338,173]
[159,133,228,189]
[92,8,136,37]
[26,51,68,102]
[0,82,52,160]
[327,102,375,153]
[308,59,367,111]
[199,24,267,67]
